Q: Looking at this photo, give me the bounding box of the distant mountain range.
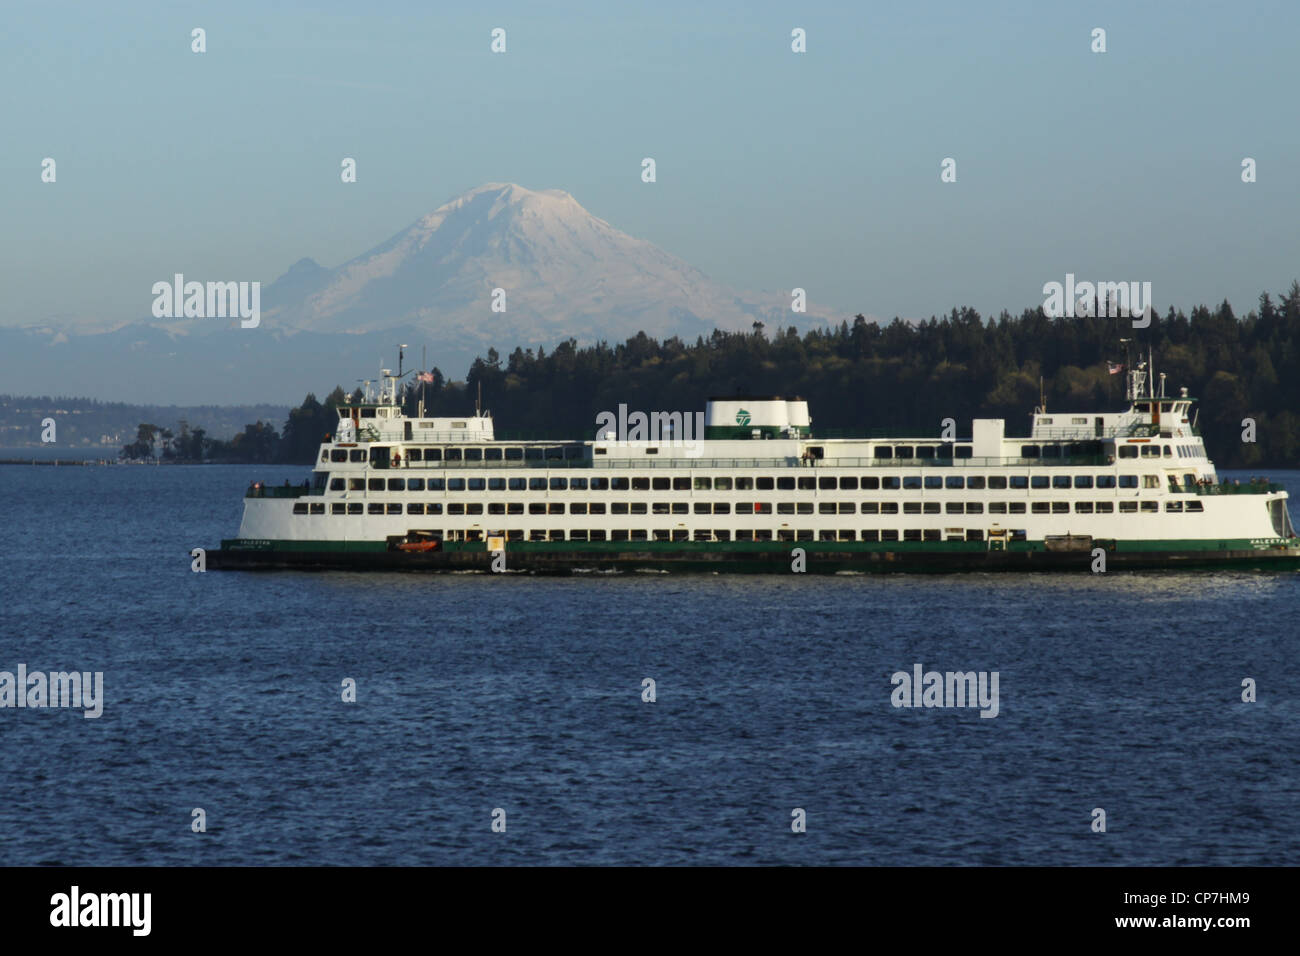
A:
[1,184,841,404]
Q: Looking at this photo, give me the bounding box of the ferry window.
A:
[966,529,984,542]
[1074,476,1093,489]
[611,477,630,491]
[428,503,444,515]
[331,450,348,462]
[861,502,879,514]
[737,503,755,515]
[694,503,711,514]
[819,477,837,490]
[924,476,942,490]
[903,476,922,490]
[1118,475,1137,488]
[840,477,859,490]
[946,477,964,489]
[1160,402,1172,413]
[1162,446,1172,457]
[880,502,898,514]
[426,448,442,461]
[1143,475,1159,489]
[652,502,670,514]
[778,477,796,490]
[549,529,566,541]
[1041,445,1061,459]
[404,478,422,492]
[795,530,814,541]
[590,478,609,491]
[1140,501,1159,512]
[1095,502,1114,513]
[590,530,607,541]
[652,529,670,541]
[1021,445,1040,458]
[524,448,543,461]
[1009,502,1026,514]
[819,502,837,514]
[904,502,921,514]
[548,504,564,515]
[673,477,692,490]
[967,477,985,490]
[989,502,1007,514]
[448,478,466,491]
[532,503,550,515]
[881,530,899,541]
[504,447,522,461]
[468,478,486,491]
[445,448,462,461]
[388,478,405,491]
[915,446,936,460]
[1075,502,1094,513]
[529,478,547,491]
[862,476,880,490]
[612,530,630,542]
[293,503,308,515]
[1119,445,1138,458]
[405,449,421,462]
[368,503,384,515]
[487,478,505,491]
[819,530,837,541]
[644,448,658,455]
[923,530,942,541]
[1187,501,1204,512]
[923,503,940,514]
[387,503,402,515]
[1096,475,1116,488]
[797,476,816,490]
[882,477,901,490]
[1009,476,1028,489]
[544,447,564,460]
[1032,502,1050,514]
[589,503,606,515]
[1051,502,1068,514]
[569,478,588,491]
[331,503,346,514]
[464,448,482,462]
[611,502,629,515]
[528,529,547,541]
[1166,501,1183,512]
[797,502,815,514]
[570,530,589,541]
[779,502,796,515]
[448,503,465,515]
[631,477,650,491]
[550,478,568,490]
[360,408,376,418]
[715,478,733,491]
[1031,476,1049,489]
[945,502,963,514]
[488,503,505,515]
[874,446,893,459]
[735,477,754,491]
[778,529,796,542]
[1052,476,1071,489]
[861,530,880,542]
[369,479,385,491]
[484,448,503,461]
[564,446,583,460]
[350,450,367,462]
[955,446,972,459]
[967,503,983,514]
[506,478,525,491]
[652,477,670,490]
[594,448,606,455]
[347,503,363,515]
[895,446,914,459]
[330,478,346,491]
[1141,446,1160,457]
[505,503,522,515]
[1119,501,1138,513]
[571,503,588,515]
[904,529,922,541]
[629,503,647,515]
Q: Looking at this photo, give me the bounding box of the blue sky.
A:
[3,0,1297,329]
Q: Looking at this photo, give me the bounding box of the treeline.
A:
[125,282,1300,468]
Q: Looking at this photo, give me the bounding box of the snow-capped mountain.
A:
[263,183,836,346]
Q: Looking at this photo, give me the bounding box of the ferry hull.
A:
[209,540,1300,574]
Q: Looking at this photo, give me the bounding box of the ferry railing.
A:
[245,485,312,498]
[377,454,1115,471]
[1191,481,1283,495]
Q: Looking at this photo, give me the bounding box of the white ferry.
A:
[211,353,1299,572]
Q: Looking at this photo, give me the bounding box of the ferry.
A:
[209,352,1300,573]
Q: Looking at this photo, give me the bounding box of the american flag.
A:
[1107,363,1124,375]
[417,371,434,383]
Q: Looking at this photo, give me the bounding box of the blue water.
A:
[1,464,1297,865]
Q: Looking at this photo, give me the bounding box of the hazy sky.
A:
[4,0,1298,329]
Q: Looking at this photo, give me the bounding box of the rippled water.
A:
[1,464,1297,865]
